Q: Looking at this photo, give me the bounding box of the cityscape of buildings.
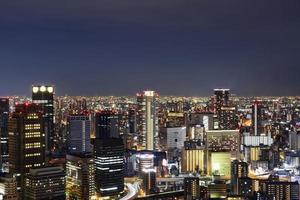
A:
[0,86,300,199]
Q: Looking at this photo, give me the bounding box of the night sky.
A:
[0,0,300,96]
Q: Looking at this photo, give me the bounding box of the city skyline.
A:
[1,0,300,96]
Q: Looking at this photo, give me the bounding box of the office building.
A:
[136,90,159,150]
[184,177,200,200]
[231,160,249,195]
[208,181,227,199]
[239,177,252,197]
[24,167,65,200]
[95,111,119,139]
[94,138,124,197]
[66,154,95,200]
[263,181,300,200]
[67,115,92,154]
[289,131,300,151]
[8,103,46,193]
[209,152,231,179]
[32,85,54,154]
[137,151,154,175]
[128,109,137,133]
[0,175,18,200]
[0,98,9,172]
[181,148,205,174]
[185,112,214,132]
[141,168,156,195]
[242,134,273,147]
[167,127,186,149]
[206,130,240,159]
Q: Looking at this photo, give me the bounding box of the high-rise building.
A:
[184,177,200,200]
[252,102,264,136]
[206,130,240,158]
[141,168,156,195]
[218,106,238,130]
[181,147,205,174]
[128,109,137,133]
[239,177,252,197]
[231,160,249,195]
[136,91,159,150]
[32,85,54,154]
[207,181,227,199]
[213,89,238,130]
[137,152,154,175]
[67,115,92,154]
[24,167,65,200]
[8,103,46,193]
[94,138,124,198]
[209,152,231,179]
[289,131,300,151]
[214,89,230,113]
[167,127,186,149]
[66,154,95,200]
[186,112,214,132]
[213,89,229,128]
[0,175,18,200]
[95,111,119,139]
[0,98,9,172]
[263,181,300,200]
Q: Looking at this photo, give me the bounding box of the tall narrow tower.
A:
[136,91,159,150]
[32,85,54,154]
[0,98,9,172]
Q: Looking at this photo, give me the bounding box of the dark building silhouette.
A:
[32,85,54,155]
[24,167,65,200]
[231,160,249,195]
[94,138,124,197]
[95,111,119,139]
[0,98,9,172]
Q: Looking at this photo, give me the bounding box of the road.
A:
[120,183,138,200]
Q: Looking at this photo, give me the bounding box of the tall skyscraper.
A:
[32,85,54,154]
[8,103,46,194]
[136,90,159,150]
[214,89,230,113]
[95,111,119,139]
[141,168,156,195]
[213,89,236,130]
[0,98,9,172]
[252,101,264,136]
[128,109,137,133]
[67,115,92,154]
[66,154,95,200]
[231,160,249,195]
[94,138,124,198]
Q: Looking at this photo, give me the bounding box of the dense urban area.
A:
[0,86,300,199]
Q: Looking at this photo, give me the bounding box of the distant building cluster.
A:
[0,86,300,199]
